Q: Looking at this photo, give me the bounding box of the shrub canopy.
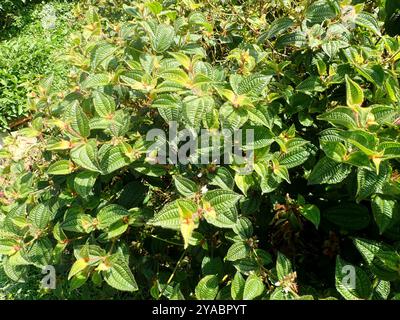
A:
[1,0,400,300]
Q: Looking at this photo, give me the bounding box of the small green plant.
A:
[1,0,400,300]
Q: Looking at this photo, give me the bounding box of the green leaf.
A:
[209,167,234,190]
[353,238,399,281]
[90,42,117,70]
[173,175,199,197]
[2,257,28,283]
[74,171,98,198]
[177,199,199,249]
[356,165,389,201]
[81,73,110,89]
[375,250,400,272]
[99,144,130,174]
[306,0,338,24]
[183,96,213,128]
[372,280,391,300]
[278,147,311,169]
[276,252,293,281]
[308,156,352,185]
[28,203,52,230]
[231,271,245,300]
[61,209,94,233]
[296,76,325,93]
[371,195,398,234]
[69,272,89,290]
[0,239,19,255]
[346,75,364,108]
[299,204,320,229]
[201,256,224,277]
[195,275,219,300]
[106,220,129,239]
[70,140,101,173]
[243,274,265,300]
[68,258,89,280]
[21,238,53,268]
[275,31,307,49]
[335,256,372,300]
[93,91,116,117]
[97,204,129,229]
[69,103,90,138]
[234,174,253,196]
[355,12,381,36]
[226,242,250,261]
[324,203,370,231]
[150,201,180,230]
[232,216,253,239]
[320,141,347,162]
[145,1,163,15]
[103,253,138,292]
[264,17,294,39]
[151,24,175,53]
[47,160,74,175]
[318,107,358,129]
[202,189,241,227]
[236,74,271,96]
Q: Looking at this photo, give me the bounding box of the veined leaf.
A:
[99,144,130,174]
[231,271,245,300]
[90,42,117,70]
[151,24,175,53]
[308,156,352,185]
[243,274,265,300]
[47,160,74,175]
[97,204,129,229]
[81,73,110,89]
[335,256,372,300]
[173,175,199,197]
[70,140,102,173]
[276,252,293,281]
[355,12,381,36]
[324,203,370,231]
[306,0,338,24]
[346,75,364,108]
[177,199,199,249]
[371,195,398,234]
[183,96,214,128]
[226,242,250,261]
[195,275,219,300]
[201,189,241,227]
[103,253,138,292]
[74,171,98,198]
[264,17,294,39]
[318,107,358,129]
[275,32,307,49]
[28,203,52,230]
[299,204,320,229]
[150,201,180,230]
[93,91,116,118]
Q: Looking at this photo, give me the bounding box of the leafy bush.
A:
[1,0,400,300]
[0,1,79,130]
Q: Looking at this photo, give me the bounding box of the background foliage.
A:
[1,0,400,300]
[0,0,79,130]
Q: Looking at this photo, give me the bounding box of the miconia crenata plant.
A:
[1,0,400,300]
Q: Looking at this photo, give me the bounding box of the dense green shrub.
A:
[1,0,400,300]
[0,1,79,130]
